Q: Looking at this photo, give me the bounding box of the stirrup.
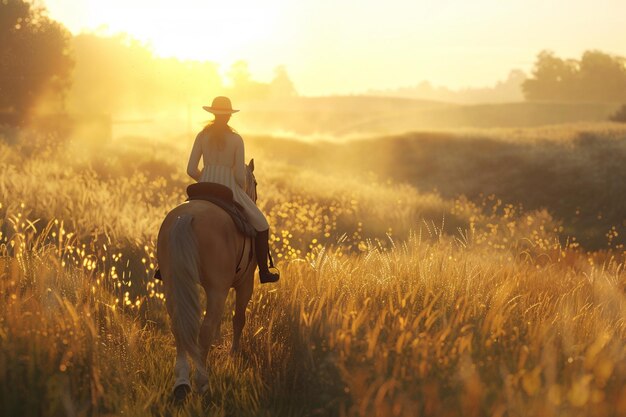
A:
[260,268,280,283]
[261,251,280,283]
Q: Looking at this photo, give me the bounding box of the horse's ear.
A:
[248,158,255,172]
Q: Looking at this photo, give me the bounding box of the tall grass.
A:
[1,128,625,416]
[248,122,626,249]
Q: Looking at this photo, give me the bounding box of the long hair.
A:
[202,119,236,151]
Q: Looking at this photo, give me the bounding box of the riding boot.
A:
[255,229,280,283]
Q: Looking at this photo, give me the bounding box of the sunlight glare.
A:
[46,0,282,63]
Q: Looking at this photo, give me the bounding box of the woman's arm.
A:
[186,133,203,181]
[233,134,246,188]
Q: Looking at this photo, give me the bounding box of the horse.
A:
[156,159,259,401]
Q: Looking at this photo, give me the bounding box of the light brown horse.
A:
[156,160,258,401]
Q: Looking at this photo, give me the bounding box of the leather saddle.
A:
[186,183,257,238]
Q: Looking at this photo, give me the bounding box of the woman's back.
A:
[187,123,246,188]
[199,128,241,167]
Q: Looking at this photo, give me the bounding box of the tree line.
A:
[0,0,296,126]
[523,50,626,102]
[2,0,626,127]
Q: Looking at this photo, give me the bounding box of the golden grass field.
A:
[1,123,625,416]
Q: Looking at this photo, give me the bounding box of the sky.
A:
[43,0,626,96]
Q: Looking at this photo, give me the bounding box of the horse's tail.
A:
[168,214,201,359]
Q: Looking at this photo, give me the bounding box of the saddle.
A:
[186,183,257,238]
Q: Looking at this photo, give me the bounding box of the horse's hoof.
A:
[172,383,191,404]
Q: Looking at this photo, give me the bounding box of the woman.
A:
[187,96,279,283]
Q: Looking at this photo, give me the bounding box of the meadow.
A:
[1,123,625,416]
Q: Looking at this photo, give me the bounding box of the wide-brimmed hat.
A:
[202,96,239,115]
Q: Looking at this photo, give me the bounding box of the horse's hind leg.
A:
[196,288,228,391]
[164,279,195,401]
[172,340,192,402]
[167,295,192,402]
[232,276,253,353]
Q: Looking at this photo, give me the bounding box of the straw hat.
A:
[202,96,239,115]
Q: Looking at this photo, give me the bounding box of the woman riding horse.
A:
[156,97,279,400]
[187,96,279,284]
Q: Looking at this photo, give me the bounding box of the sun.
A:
[44,0,282,64]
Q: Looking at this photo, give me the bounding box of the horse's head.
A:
[245,159,258,202]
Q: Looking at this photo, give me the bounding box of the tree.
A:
[522,51,579,101]
[226,60,270,101]
[577,50,626,102]
[523,50,626,102]
[269,65,297,98]
[227,60,254,90]
[0,0,73,123]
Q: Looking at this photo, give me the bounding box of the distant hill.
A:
[241,95,451,112]
[344,101,622,132]
[367,70,528,104]
[236,96,622,136]
[235,95,453,136]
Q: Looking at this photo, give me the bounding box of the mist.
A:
[61,33,624,144]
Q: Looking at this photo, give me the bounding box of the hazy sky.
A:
[44,0,626,95]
